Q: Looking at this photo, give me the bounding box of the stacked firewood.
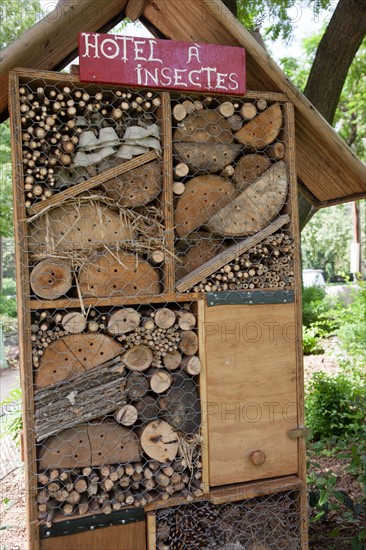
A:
[37,454,204,524]
[19,84,161,206]
[190,232,294,293]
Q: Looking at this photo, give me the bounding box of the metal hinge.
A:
[40,508,145,539]
[288,427,311,439]
[206,289,295,306]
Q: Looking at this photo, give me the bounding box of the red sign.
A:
[78,33,246,95]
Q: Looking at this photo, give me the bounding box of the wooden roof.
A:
[1,0,365,206]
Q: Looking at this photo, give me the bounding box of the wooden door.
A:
[204,302,298,486]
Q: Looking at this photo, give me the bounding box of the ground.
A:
[0,351,363,549]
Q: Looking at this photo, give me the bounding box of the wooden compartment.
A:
[147,477,304,549]
[203,301,299,486]
[10,67,306,549]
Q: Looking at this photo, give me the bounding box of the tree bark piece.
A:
[234,154,271,191]
[34,357,126,440]
[39,422,140,469]
[101,159,162,207]
[123,344,153,371]
[174,174,237,237]
[154,308,176,329]
[35,334,123,388]
[108,308,141,335]
[115,404,138,426]
[150,369,173,394]
[178,331,198,356]
[79,251,160,298]
[235,103,282,149]
[140,420,179,463]
[206,161,288,237]
[30,259,72,299]
[61,312,86,334]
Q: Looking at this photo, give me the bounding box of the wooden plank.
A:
[26,151,158,217]
[196,300,210,490]
[283,102,309,550]
[40,521,147,550]
[209,475,302,504]
[204,302,298,486]
[142,0,366,204]
[0,0,129,122]
[146,511,157,550]
[9,72,40,550]
[126,0,150,21]
[160,92,175,293]
[176,214,290,292]
[29,292,202,310]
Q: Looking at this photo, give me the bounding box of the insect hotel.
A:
[5,1,366,550]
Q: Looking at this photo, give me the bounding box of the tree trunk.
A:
[300,0,366,228]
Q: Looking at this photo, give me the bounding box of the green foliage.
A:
[0,293,17,318]
[0,315,17,333]
[0,388,22,445]
[302,285,327,326]
[0,0,41,49]
[236,0,333,41]
[306,370,365,441]
[0,122,13,238]
[335,284,366,356]
[302,325,324,355]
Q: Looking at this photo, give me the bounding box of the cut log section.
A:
[101,159,162,207]
[150,369,173,394]
[234,154,271,192]
[178,312,196,331]
[154,308,176,329]
[28,201,135,256]
[173,142,242,174]
[206,162,288,237]
[39,422,140,469]
[173,110,233,144]
[182,356,201,376]
[61,312,86,334]
[30,259,72,299]
[178,331,199,356]
[78,251,160,298]
[174,175,237,237]
[123,345,154,372]
[234,103,283,149]
[265,142,286,160]
[126,371,149,399]
[140,420,179,463]
[107,308,141,335]
[35,334,123,388]
[115,405,138,426]
[163,350,182,371]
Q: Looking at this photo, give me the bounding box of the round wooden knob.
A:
[250,450,266,466]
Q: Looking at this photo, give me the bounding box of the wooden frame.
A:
[9,67,307,549]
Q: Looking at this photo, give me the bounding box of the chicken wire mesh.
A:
[154,491,302,550]
[11,72,299,533]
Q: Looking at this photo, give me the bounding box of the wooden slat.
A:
[126,0,150,21]
[142,0,366,205]
[176,214,290,293]
[283,102,309,550]
[146,512,156,550]
[160,92,175,293]
[209,475,302,505]
[26,151,158,217]
[0,0,129,122]
[29,292,202,311]
[197,300,210,490]
[9,72,39,550]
